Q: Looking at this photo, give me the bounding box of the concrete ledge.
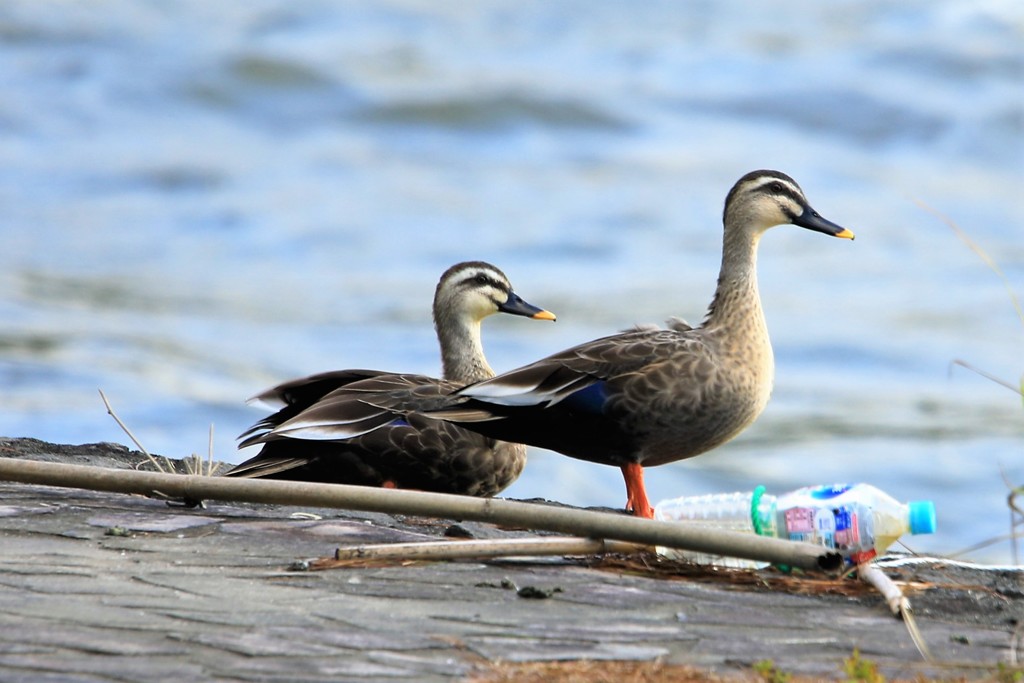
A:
[0,437,1020,681]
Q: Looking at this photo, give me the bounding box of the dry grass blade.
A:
[950,359,1023,397]
[917,198,1024,330]
[99,391,220,480]
[947,531,1022,559]
[588,552,874,598]
[1003,466,1023,566]
[97,389,174,475]
[921,199,1024,407]
[182,424,219,477]
[207,422,215,476]
[920,202,1023,562]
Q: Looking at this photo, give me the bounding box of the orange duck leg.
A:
[620,462,654,519]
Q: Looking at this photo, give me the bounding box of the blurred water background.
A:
[1,1,1021,563]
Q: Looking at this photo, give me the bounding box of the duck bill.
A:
[499,292,557,321]
[794,206,855,240]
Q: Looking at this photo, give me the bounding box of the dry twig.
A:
[858,562,932,662]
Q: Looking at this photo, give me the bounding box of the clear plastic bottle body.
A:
[654,483,935,566]
[653,490,778,568]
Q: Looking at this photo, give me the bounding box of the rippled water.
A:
[1,1,1021,563]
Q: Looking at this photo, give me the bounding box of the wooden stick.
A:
[0,457,841,571]
[333,536,645,562]
[857,562,907,617]
[859,562,932,661]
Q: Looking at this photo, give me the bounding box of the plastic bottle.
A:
[653,483,936,567]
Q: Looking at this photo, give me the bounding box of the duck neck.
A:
[434,311,495,385]
[704,226,767,337]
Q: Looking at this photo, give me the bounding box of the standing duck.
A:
[225,261,555,497]
[417,171,855,517]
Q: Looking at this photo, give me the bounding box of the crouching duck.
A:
[225,261,555,497]
[415,171,855,517]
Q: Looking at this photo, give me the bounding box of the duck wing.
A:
[450,326,703,410]
[239,369,389,441]
[423,327,714,465]
[239,373,455,447]
[229,373,522,495]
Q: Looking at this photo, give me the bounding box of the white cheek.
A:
[470,296,498,319]
[778,198,803,219]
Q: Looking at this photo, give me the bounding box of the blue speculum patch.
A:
[563,382,609,414]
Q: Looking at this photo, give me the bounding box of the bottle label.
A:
[832,506,859,548]
[783,506,815,535]
[782,504,861,551]
[813,507,836,548]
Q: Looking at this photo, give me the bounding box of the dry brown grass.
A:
[464,658,1007,683]
[464,659,752,683]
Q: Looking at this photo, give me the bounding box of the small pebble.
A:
[517,585,563,599]
[444,524,474,538]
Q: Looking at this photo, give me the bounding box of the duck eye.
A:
[769,181,785,193]
[474,274,489,286]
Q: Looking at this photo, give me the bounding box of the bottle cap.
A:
[908,501,937,535]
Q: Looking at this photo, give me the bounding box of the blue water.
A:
[1,1,1021,563]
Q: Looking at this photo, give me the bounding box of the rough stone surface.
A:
[0,438,1021,681]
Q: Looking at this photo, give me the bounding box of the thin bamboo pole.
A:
[0,457,841,571]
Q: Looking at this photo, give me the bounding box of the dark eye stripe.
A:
[457,272,507,293]
[742,175,805,206]
[764,182,804,207]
